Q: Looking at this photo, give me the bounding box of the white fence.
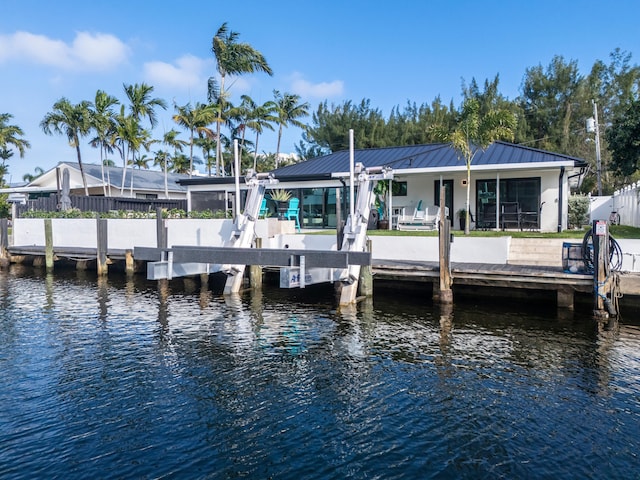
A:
[612,182,640,227]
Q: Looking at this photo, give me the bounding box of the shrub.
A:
[568,194,590,229]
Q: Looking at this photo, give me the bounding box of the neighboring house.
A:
[180,142,588,232]
[1,162,190,200]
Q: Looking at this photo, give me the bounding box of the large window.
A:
[476,177,541,229]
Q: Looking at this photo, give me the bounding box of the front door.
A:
[434,179,454,225]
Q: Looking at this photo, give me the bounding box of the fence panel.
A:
[612,183,640,227]
[16,194,187,217]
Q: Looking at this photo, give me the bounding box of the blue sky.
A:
[2,0,639,182]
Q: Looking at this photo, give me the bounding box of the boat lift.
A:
[140,169,277,293]
[279,163,393,304]
[135,164,392,304]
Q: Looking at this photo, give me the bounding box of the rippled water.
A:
[1,267,639,479]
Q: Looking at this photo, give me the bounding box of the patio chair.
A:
[258,198,268,218]
[284,198,301,231]
[501,202,520,230]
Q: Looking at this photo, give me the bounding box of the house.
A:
[180,142,588,232]
[1,162,190,200]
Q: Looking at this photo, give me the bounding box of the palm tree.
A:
[89,90,119,195]
[22,166,44,183]
[241,96,276,171]
[194,135,217,176]
[160,129,187,198]
[432,98,516,234]
[0,113,31,165]
[272,90,309,168]
[40,98,92,195]
[210,22,272,176]
[153,149,171,198]
[172,102,216,176]
[171,153,194,174]
[123,83,167,189]
[111,106,139,195]
[124,83,167,128]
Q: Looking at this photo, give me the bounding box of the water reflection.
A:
[1,267,639,479]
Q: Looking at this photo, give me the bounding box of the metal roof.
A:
[57,162,190,191]
[271,141,588,179]
[174,141,588,187]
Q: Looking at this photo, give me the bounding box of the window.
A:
[476,177,541,229]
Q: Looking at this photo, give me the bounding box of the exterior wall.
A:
[390,169,565,232]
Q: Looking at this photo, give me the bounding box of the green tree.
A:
[305,99,387,152]
[124,82,167,128]
[22,166,44,183]
[171,153,199,174]
[210,22,272,176]
[111,106,140,194]
[272,90,309,168]
[432,98,516,234]
[518,56,588,154]
[0,114,31,182]
[89,90,119,195]
[0,148,13,186]
[40,98,93,195]
[606,96,640,178]
[160,129,187,197]
[123,83,166,191]
[241,95,276,170]
[172,102,216,176]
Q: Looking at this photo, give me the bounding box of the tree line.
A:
[297,49,640,195]
[1,21,640,197]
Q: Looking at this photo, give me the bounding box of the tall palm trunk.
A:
[75,140,89,195]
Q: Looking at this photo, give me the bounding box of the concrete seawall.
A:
[8,218,640,273]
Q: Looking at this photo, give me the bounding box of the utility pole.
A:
[589,100,603,196]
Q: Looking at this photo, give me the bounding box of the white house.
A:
[1,162,191,200]
[180,142,588,232]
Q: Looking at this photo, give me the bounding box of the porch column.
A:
[495,173,500,230]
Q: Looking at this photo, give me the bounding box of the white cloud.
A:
[71,32,129,70]
[0,31,129,71]
[289,72,344,98]
[144,55,212,91]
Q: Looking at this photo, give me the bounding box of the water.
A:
[1,267,639,479]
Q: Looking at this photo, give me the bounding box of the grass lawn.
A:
[307,225,640,239]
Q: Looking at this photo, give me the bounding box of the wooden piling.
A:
[125,249,135,275]
[435,190,453,304]
[593,220,610,319]
[557,286,574,310]
[44,218,54,271]
[249,237,263,290]
[0,218,9,268]
[156,208,167,249]
[358,239,374,297]
[97,217,108,276]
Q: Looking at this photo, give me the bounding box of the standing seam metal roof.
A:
[271,142,587,178]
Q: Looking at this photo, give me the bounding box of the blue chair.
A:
[258,198,268,218]
[284,198,301,231]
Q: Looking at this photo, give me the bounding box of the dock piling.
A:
[44,219,54,271]
[436,190,453,304]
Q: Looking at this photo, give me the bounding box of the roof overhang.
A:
[330,160,584,178]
